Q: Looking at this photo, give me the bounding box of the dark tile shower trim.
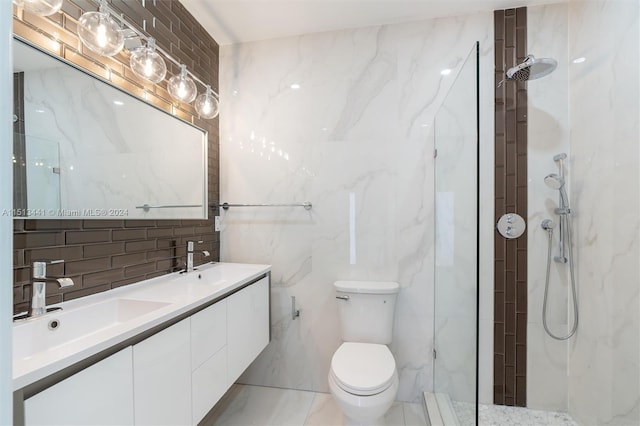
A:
[12,1,220,315]
[494,7,528,407]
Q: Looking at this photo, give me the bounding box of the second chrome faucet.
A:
[182,240,210,273]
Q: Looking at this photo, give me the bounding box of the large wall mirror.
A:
[12,37,208,220]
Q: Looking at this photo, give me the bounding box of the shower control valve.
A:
[497,213,526,239]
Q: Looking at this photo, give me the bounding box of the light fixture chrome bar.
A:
[136,204,202,211]
[218,202,313,210]
[92,0,219,98]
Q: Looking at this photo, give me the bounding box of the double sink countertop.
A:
[13,262,271,391]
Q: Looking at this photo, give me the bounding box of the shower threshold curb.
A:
[423,392,460,426]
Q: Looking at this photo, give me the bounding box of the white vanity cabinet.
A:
[133,318,192,426]
[191,299,228,424]
[19,273,270,426]
[227,276,270,384]
[24,347,134,425]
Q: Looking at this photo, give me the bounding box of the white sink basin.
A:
[13,298,170,360]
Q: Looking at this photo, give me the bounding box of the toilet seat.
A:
[330,342,396,396]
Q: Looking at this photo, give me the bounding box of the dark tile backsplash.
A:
[494,7,528,407]
[12,1,220,315]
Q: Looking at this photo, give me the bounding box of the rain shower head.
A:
[506,55,557,82]
[544,173,565,190]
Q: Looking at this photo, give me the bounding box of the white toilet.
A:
[328,280,400,425]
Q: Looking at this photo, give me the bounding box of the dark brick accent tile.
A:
[112,252,146,267]
[113,229,146,241]
[13,250,24,267]
[124,220,156,228]
[65,230,111,244]
[64,257,110,275]
[24,220,83,230]
[156,259,173,271]
[15,232,64,249]
[146,249,172,261]
[125,240,157,252]
[495,7,527,407]
[25,246,84,263]
[145,228,173,239]
[82,220,125,229]
[83,269,125,288]
[84,242,126,258]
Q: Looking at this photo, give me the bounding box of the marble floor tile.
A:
[451,400,578,426]
[207,384,428,426]
[203,384,316,426]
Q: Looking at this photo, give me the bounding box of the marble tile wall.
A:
[526,3,570,412]
[567,0,640,424]
[220,13,494,402]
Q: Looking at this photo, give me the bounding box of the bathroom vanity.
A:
[12,262,271,426]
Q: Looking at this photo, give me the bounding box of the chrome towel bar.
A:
[215,202,312,211]
[136,204,202,211]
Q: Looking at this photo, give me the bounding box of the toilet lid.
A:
[331,342,396,395]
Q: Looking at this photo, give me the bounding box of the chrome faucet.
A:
[30,260,74,317]
[182,240,210,273]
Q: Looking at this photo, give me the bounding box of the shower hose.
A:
[542,217,579,340]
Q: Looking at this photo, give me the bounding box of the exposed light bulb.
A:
[168,64,197,103]
[130,38,166,84]
[13,0,63,16]
[195,85,219,119]
[77,1,124,57]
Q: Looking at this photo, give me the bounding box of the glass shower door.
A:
[433,42,479,425]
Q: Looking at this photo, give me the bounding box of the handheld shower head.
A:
[544,173,565,190]
[545,173,570,210]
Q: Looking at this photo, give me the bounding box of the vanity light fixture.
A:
[129,38,167,84]
[168,64,197,103]
[195,85,219,119]
[77,0,124,57]
[71,0,220,119]
[13,0,63,16]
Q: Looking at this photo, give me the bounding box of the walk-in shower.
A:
[541,153,579,340]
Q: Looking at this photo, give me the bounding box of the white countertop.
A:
[13,262,271,391]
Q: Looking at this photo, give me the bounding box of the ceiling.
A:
[181,0,558,45]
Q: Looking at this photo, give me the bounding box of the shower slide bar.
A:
[215,202,313,210]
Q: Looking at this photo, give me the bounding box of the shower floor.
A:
[452,401,578,426]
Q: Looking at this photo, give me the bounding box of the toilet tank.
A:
[334,281,400,344]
